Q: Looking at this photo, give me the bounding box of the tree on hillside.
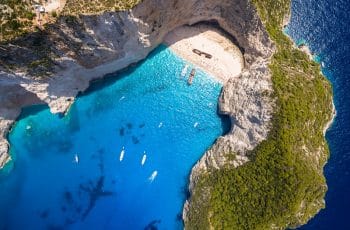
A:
[0,4,14,41]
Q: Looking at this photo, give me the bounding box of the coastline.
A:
[2,2,277,227]
[282,7,336,137]
[0,0,335,228]
[324,101,336,136]
[0,23,245,170]
[1,0,274,170]
[184,0,335,228]
[164,25,244,83]
[282,9,315,60]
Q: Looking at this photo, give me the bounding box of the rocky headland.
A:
[0,0,334,229]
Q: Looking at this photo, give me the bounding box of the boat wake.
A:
[141,152,147,166]
[73,153,79,164]
[148,171,158,182]
[181,64,189,77]
[119,147,125,161]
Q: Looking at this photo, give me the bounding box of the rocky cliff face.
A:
[0,0,273,165]
[0,0,274,222]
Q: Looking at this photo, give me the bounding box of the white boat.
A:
[73,154,79,164]
[119,147,125,161]
[181,64,189,77]
[158,122,163,128]
[141,152,147,166]
[194,122,199,128]
[148,170,158,182]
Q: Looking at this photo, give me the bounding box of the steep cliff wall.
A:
[0,0,273,171]
[183,0,333,229]
[0,0,334,229]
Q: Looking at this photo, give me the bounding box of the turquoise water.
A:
[0,45,229,229]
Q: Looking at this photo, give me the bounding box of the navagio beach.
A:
[0,0,334,229]
[0,18,246,230]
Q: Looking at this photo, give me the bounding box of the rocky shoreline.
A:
[0,0,335,228]
[1,0,275,225]
[0,0,274,170]
[282,7,336,153]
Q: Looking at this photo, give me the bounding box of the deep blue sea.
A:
[0,45,229,230]
[287,0,350,229]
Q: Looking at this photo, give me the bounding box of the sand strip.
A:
[164,25,244,83]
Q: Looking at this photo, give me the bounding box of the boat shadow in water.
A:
[144,219,161,230]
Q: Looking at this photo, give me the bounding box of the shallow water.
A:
[287,0,350,229]
[0,45,229,230]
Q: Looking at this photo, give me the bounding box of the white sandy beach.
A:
[164,25,244,83]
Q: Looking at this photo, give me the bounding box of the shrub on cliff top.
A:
[185,0,333,229]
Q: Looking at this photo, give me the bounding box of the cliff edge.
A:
[0,0,273,170]
[0,0,333,229]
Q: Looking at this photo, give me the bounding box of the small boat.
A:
[119,96,125,101]
[141,152,147,166]
[73,154,79,164]
[158,122,163,128]
[119,147,125,161]
[188,69,196,85]
[181,64,189,77]
[194,122,199,128]
[149,170,158,182]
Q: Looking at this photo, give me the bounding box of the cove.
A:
[0,45,230,230]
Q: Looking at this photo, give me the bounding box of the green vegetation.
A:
[0,0,141,75]
[0,0,141,42]
[63,0,142,15]
[51,10,57,18]
[185,0,333,229]
[0,0,35,41]
[1,1,333,227]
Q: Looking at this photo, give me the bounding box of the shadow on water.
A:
[63,103,81,133]
[217,87,232,136]
[144,220,161,230]
[17,104,48,120]
[79,176,114,220]
[79,45,168,99]
[219,113,231,136]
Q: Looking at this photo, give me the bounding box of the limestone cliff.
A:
[0,0,334,229]
[0,0,275,223]
[0,0,274,171]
